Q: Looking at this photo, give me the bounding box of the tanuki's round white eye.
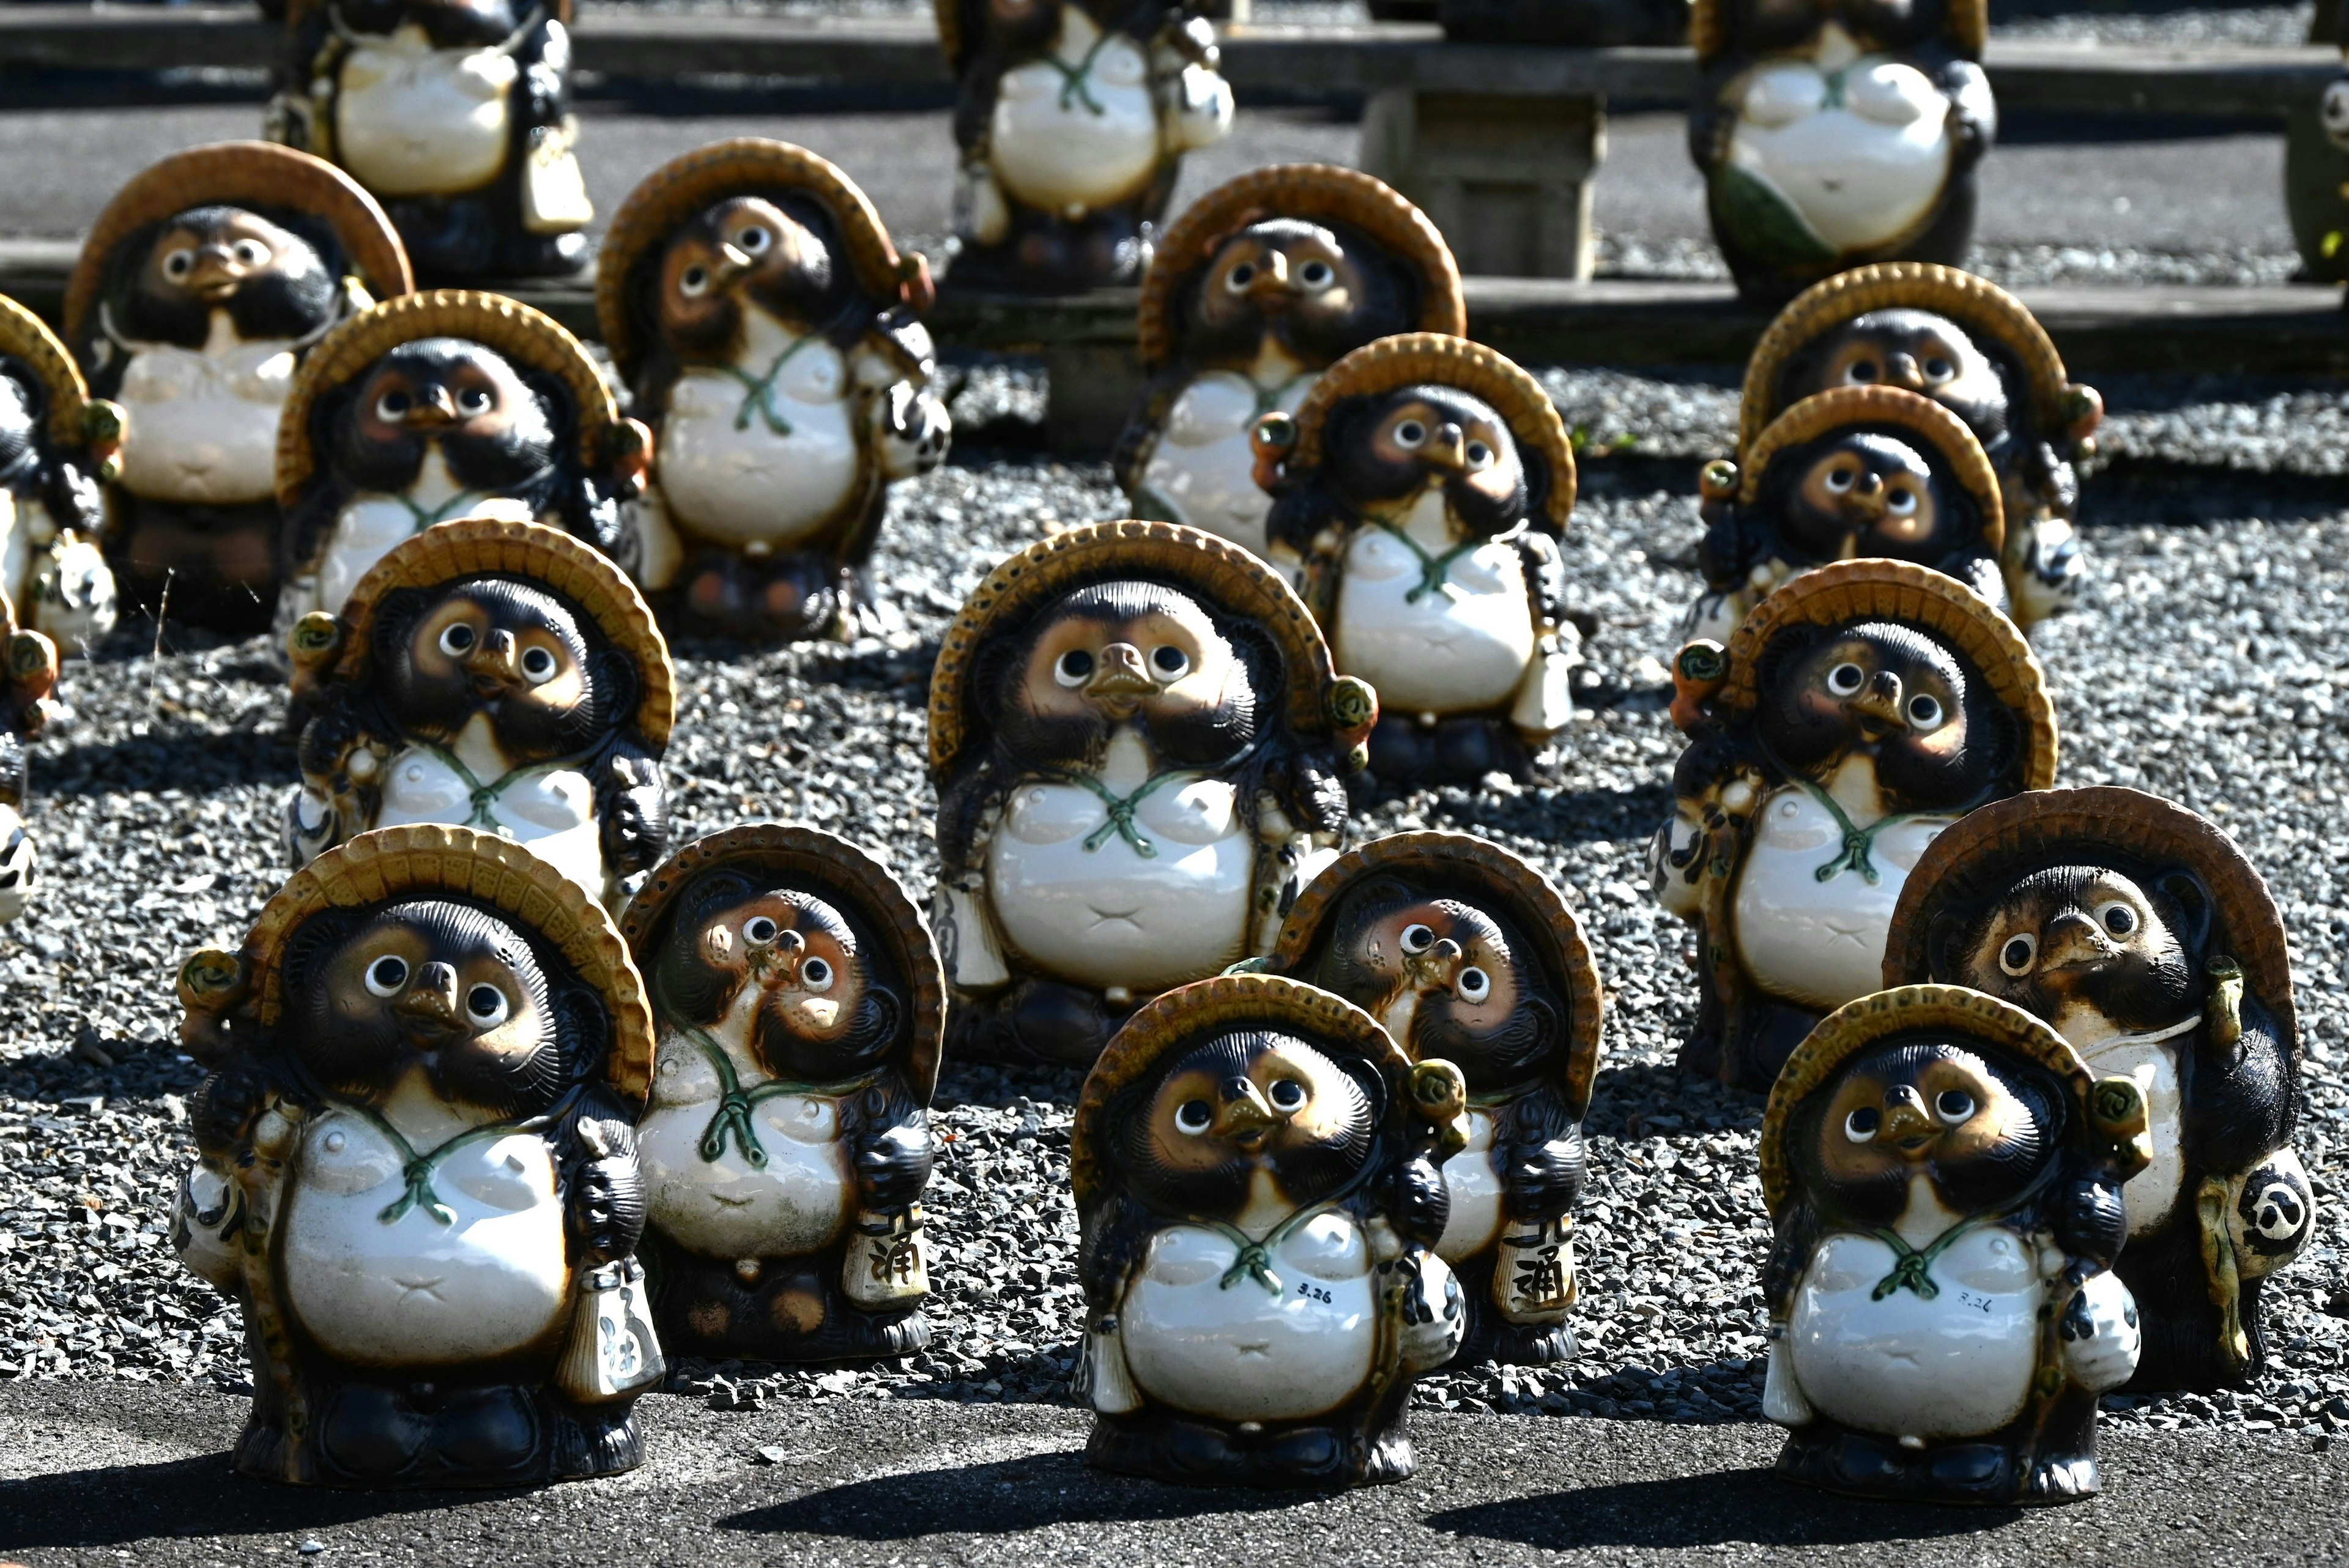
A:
[1465,440,1494,470]
[457,386,492,417]
[1175,1099,1213,1135]
[374,389,410,422]
[2000,932,2038,976]
[1400,923,1435,954]
[800,957,834,993]
[1225,261,1256,293]
[467,984,510,1026]
[1825,467,1855,492]
[1055,648,1093,686]
[438,623,476,658]
[1458,967,1491,1003]
[1299,260,1334,289]
[1935,1089,1975,1124]
[1844,360,1879,385]
[1907,694,1943,730]
[737,225,772,254]
[520,647,558,684]
[1827,663,1865,696]
[1924,357,1955,382]
[162,248,196,281]
[233,239,270,267]
[744,916,778,946]
[1886,487,1919,518]
[1151,645,1189,678]
[2097,901,2139,937]
[680,265,710,298]
[1269,1078,1307,1112]
[1844,1106,1880,1142]
[1393,419,1427,448]
[366,955,408,997]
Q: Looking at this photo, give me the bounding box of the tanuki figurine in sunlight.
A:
[1885,786,2311,1393]
[0,582,64,926]
[1074,973,1469,1487]
[1265,831,1604,1367]
[171,826,662,1488]
[283,516,673,912]
[1648,559,2056,1091]
[0,295,121,651]
[622,823,945,1361]
[927,519,1376,1068]
[1761,984,2147,1504]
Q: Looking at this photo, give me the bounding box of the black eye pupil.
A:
[805,960,829,984]
[1153,647,1185,672]
[1059,651,1092,677]
[1850,362,1877,381]
[384,392,407,412]
[2005,939,2032,967]
[469,986,501,1017]
[371,957,406,988]
[1849,1108,1879,1134]
[2106,908,2134,934]
[747,918,774,942]
[1939,1091,1972,1118]
[1179,1099,1211,1128]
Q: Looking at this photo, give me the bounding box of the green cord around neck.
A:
[1042,28,1115,114]
[1046,767,1198,858]
[1789,773,1935,887]
[1201,1202,1339,1295]
[679,1022,878,1168]
[1867,1213,1992,1301]
[347,1090,574,1227]
[396,488,486,534]
[1370,516,1480,604]
[721,333,821,436]
[412,741,574,832]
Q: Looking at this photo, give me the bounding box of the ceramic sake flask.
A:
[928,519,1376,1067]
[1739,263,2101,633]
[0,295,123,649]
[596,140,952,641]
[171,825,663,1487]
[1649,559,2057,1092]
[1252,333,1584,785]
[1683,384,2011,646]
[269,0,593,280]
[1761,984,2148,1504]
[67,142,412,636]
[1263,831,1603,1367]
[1113,166,1465,562]
[938,0,1234,292]
[620,824,945,1361]
[1073,972,1469,1487]
[275,289,650,634]
[1688,0,1995,303]
[283,516,672,912]
[0,589,62,926]
[1885,787,2312,1392]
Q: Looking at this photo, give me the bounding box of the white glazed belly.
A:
[372,743,607,902]
[1731,784,1951,1011]
[333,29,518,196]
[282,1106,570,1367]
[116,333,297,505]
[314,450,537,615]
[989,16,1160,212]
[1120,1213,1378,1421]
[637,1034,854,1260]
[656,336,861,547]
[986,767,1255,992]
[1787,1225,2043,1439]
[1138,371,1312,557]
[1436,1109,1504,1264]
[2078,1036,2186,1239]
[1728,50,1954,252]
[1334,523,1534,715]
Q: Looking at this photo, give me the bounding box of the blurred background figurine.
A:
[0,295,122,652]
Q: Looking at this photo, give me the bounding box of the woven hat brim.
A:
[1880,786,2295,1042]
[1288,333,1576,528]
[618,823,946,1102]
[1269,830,1605,1115]
[1716,558,2057,790]
[64,142,412,345]
[276,290,615,508]
[0,295,97,448]
[927,520,1359,772]
[1760,984,2088,1215]
[329,517,674,746]
[595,139,910,380]
[1135,165,1466,369]
[1737,384,2005,554]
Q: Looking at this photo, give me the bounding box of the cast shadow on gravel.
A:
[721,1446,1318,1537]
[0,1454,498,1551]
[39,731,295,796]
[1425,1468,2014,1549]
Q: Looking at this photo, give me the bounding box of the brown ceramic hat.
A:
[1759,983,2090,1217]
[1738,262,2098,458]
[1269,830,1605,1116]
[0,295,113,451]
[329,516,675,746]
[62,141,412,347]
[618,823,947,1102]
[1692,0,1984,59]
[1071,972,1418,1211]
[1277,333,1576,530]
[926,519,1377,773]
[1734,385,2005,555]
[595,138,928,381]
[174,823,656,1102]
[1135,165,1467,370]
[275,289,620,508]
[1880,785,2295,1042]
[1710,558,2058,788]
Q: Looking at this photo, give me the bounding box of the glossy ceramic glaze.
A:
[333,26,519,197]
[368,744,606,902]
[990,10,1162,213]
[311,456,537,618]
[1138,370,1316,556]
[1332,493,1536,716]
[0,801,35,926]
[2066,1022,2189,1241]
[1729,29,1953,253]
[656,319,861,546]
[114,320,295,505]
[637,1032,855,1259]
[1435,1107,1504,1265]
[1732,782,1953,1011]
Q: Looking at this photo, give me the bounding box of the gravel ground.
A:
[4,366,2349,1455]
[1596,235,2307,288]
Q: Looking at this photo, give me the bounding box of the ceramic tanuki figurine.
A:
[1073,973,1469,1487]
[275,289,650,629]
[1264,832,1603,1367]
[938,0,1234,292]
[1649,559,2057,1092]
[595,139,951,640]
[1688,0,1994,302]
[0,297,122,649]
[1761,984,2148,1504]
[171,825,662,1487]
[1739,263,2102,631]
[1112,165,1465,560]
[1884,787,2311,1392]
[66,142,412,635]
[0,595,63,924]
[620,824,944,1361]
[284,517,672,912]
[1252,333,1583,785]
[1683,384,2011,646]
[270,0,593,279]
[928,519,1376,1067]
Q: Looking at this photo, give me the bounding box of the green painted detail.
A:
[1790,775,1934,888]
[1369,517,1480,604]
[721,333,820,436]
[1714,163,1838,269]
[1868,1214,1992,1301]
[1045,767,1200,857]
[681,1021,880,1168]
